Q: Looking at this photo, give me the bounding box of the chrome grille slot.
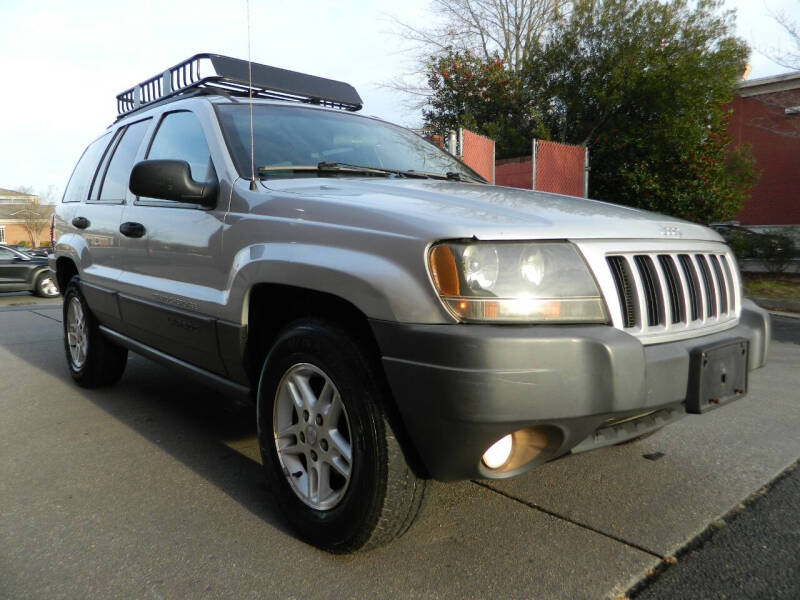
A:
[720,255,736,312]
[601,248,740,343]
[607,256,637,328]
[658,255,685,323]
[695,255,717,317]
[678,254,702,321]
[634,255,664,327]
[709,255,728,314]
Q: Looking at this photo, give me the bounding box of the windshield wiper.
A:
[257,162,434,179]
[445,171,485,183]
[317,162,396,176]
[318,162,437,179]
[258,162,406,178]
[403,169,486,183]
[256,162,482,182]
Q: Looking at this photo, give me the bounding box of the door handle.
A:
[119,222,146,238]
[72,216,90,229]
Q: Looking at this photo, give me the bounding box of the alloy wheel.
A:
[273,363,353,511]
[66,297,88,369]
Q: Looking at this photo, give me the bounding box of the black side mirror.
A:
[129,159,218,207]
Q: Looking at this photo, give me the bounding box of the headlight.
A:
[428,241,608,323]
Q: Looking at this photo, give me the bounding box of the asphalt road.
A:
[1,293,798,599]
[635,463,800,600]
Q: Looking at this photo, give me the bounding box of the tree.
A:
[532,0,757,222]
[393,0,569,71]
[13,186,54,248]
[423,49,547,157]
[385,0,568,104]
[422,0,759,223]
[769,2,800,70]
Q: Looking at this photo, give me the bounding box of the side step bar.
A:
[100,326,252,401]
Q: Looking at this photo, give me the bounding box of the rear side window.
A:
[62,132,113,203]
[95,119,151,202]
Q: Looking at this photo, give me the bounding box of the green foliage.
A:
[723,228,753,262]
[423,50,548,158]
[422,0,760,223]
[16,239,30,247]
[754,233,796,273]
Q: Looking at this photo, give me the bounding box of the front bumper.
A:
[370,299,771,481]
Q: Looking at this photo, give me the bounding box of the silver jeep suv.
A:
[51,54,770,553]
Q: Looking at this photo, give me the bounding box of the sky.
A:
[0,0,796,201]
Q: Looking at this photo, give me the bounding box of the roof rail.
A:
[116,53,363,118]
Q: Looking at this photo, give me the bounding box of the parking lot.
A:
[1,293,799,599]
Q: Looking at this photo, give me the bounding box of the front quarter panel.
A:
[221,181,450,324]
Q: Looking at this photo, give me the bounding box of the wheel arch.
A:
[55,256,79,292]
[28,265,51,286]
[244,282,428,477]
[223,242,447,325]
[244,283,380,386]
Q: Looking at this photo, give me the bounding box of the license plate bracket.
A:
[686,338,749,414]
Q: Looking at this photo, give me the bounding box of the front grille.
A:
[604,251,738,339]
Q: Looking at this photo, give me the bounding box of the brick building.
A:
[0,188,53,247]
[729,72,800,228]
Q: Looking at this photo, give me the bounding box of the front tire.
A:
[62,277,128,387]
[34,271,60,297]
[257,319,425,553]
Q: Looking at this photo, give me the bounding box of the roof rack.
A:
[116,53,363,118]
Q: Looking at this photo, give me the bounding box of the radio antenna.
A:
[247,0,257,191]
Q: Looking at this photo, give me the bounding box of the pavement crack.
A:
[471,480,663,559]
[31,310,62,323]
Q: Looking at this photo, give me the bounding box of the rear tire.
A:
[62,277,128,388]
[257,318,425,553]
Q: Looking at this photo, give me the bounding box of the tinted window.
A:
[62,132,113,203]
[98,119,151,201]
[147,111,212,181]
[89,128,122,201]
[0,247,15,259]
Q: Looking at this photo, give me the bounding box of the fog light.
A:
[482,434,513,469]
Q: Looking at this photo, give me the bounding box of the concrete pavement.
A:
[1,295,798,599]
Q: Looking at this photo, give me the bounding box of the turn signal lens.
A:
[429,245,460,296]
[482,434,513,469]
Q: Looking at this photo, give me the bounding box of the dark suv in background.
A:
[0,243,59,297]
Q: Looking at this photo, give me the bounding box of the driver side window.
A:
[140,111,213,203]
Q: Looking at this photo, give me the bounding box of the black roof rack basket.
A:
[116,53,363,118]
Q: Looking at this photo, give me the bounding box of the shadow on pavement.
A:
[1,311,290,535]
[93,358,291,532]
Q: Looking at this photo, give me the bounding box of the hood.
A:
[261,178,723,243]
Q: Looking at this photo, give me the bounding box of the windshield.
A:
[216,104,483,182]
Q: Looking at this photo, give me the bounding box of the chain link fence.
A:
[533,140,587,197]
[495,139,588,197]
[457,128,495,183]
